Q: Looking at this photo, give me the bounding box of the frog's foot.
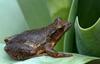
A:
[44,43,72,58]
[49,52,72,58]
[45,49,72,58]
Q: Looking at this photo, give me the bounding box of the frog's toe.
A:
[48,52,73,58]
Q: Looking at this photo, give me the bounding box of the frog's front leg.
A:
[45,43,72,58]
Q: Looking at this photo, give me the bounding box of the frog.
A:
[4,17,72,60]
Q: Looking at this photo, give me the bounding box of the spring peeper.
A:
[4,17,72,60]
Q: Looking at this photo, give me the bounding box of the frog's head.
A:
[48,17,71,35]
[47,17,71,46]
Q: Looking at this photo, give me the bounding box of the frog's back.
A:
[11,28,47,45]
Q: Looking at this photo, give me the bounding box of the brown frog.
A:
[4,17,72,60]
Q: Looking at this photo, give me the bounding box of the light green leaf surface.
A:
[0,0,28,43]
[0,43,100,64]
[14,55,99,64]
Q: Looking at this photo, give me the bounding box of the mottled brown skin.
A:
[4,17,72,60]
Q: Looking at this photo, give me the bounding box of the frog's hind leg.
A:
[45,43,72,58]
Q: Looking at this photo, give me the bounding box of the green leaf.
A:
[75,17,100,57]
[77,0,100,28]
[75,0,100,57]
[64,0,78,52]
[47,0,72,20]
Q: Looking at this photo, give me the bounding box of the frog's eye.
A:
[50,26,65,39]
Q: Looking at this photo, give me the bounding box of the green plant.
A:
[0,0,100,64]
